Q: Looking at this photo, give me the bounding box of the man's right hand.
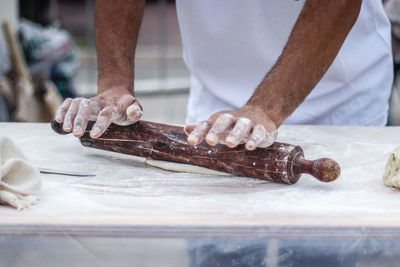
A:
[57,0,146,139]
[55,87,142,138]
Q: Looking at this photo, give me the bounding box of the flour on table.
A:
[145,159,232,176]
[383,146,400,188]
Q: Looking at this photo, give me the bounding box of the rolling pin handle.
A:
[297,157,341,183]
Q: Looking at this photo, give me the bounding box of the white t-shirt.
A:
[176,0,393,126]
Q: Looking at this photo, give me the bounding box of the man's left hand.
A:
[184,105,277,150]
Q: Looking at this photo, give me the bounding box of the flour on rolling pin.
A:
[51,120,341,185]
[383,146,400,188]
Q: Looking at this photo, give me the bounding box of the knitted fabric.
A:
[0,137,41,209]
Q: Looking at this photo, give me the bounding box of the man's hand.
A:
[184,105,277,150]
[184,0,362,151]
[55,88,142,138]
[55,0,145,139]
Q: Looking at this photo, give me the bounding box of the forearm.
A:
[247,0,362,126]
[95,0,145,93]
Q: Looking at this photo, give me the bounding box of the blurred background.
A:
[0,0,189,125]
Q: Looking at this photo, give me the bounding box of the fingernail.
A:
[188,135,199,145]
[246,141,255,150]
[206,133,218,144]
[135,108,143,117]
[226,137,237,145]
[73,126,83,136]
[127,105,143,119]
[63,121,72,130]
[55,112,62,122]
[91,127,100,138]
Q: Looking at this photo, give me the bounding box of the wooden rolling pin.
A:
[51,120,340,184]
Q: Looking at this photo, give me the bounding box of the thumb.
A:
[126,99,143,123]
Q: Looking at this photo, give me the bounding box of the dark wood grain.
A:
[51,120,340,184]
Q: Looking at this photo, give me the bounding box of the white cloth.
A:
[176,0,393,126]
[0,137,41,209]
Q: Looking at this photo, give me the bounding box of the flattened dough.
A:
[383,146,400,188]
[145,159,232,176]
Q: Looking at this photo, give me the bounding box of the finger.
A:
[225,118,252,148]
[206,113,236,146]
[73,100,92,137]
[63,98,82,132]
[187,121,212,146]
[246,124,277,150]
[184,124,196,135]
[55,98,73,123]
[90,107,116,138]
[126,100,143,123]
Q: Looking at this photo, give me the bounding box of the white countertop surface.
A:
[1,123,399,235]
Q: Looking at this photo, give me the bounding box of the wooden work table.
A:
[1,123,399,266]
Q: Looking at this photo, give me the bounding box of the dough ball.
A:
[383,146,400,188]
